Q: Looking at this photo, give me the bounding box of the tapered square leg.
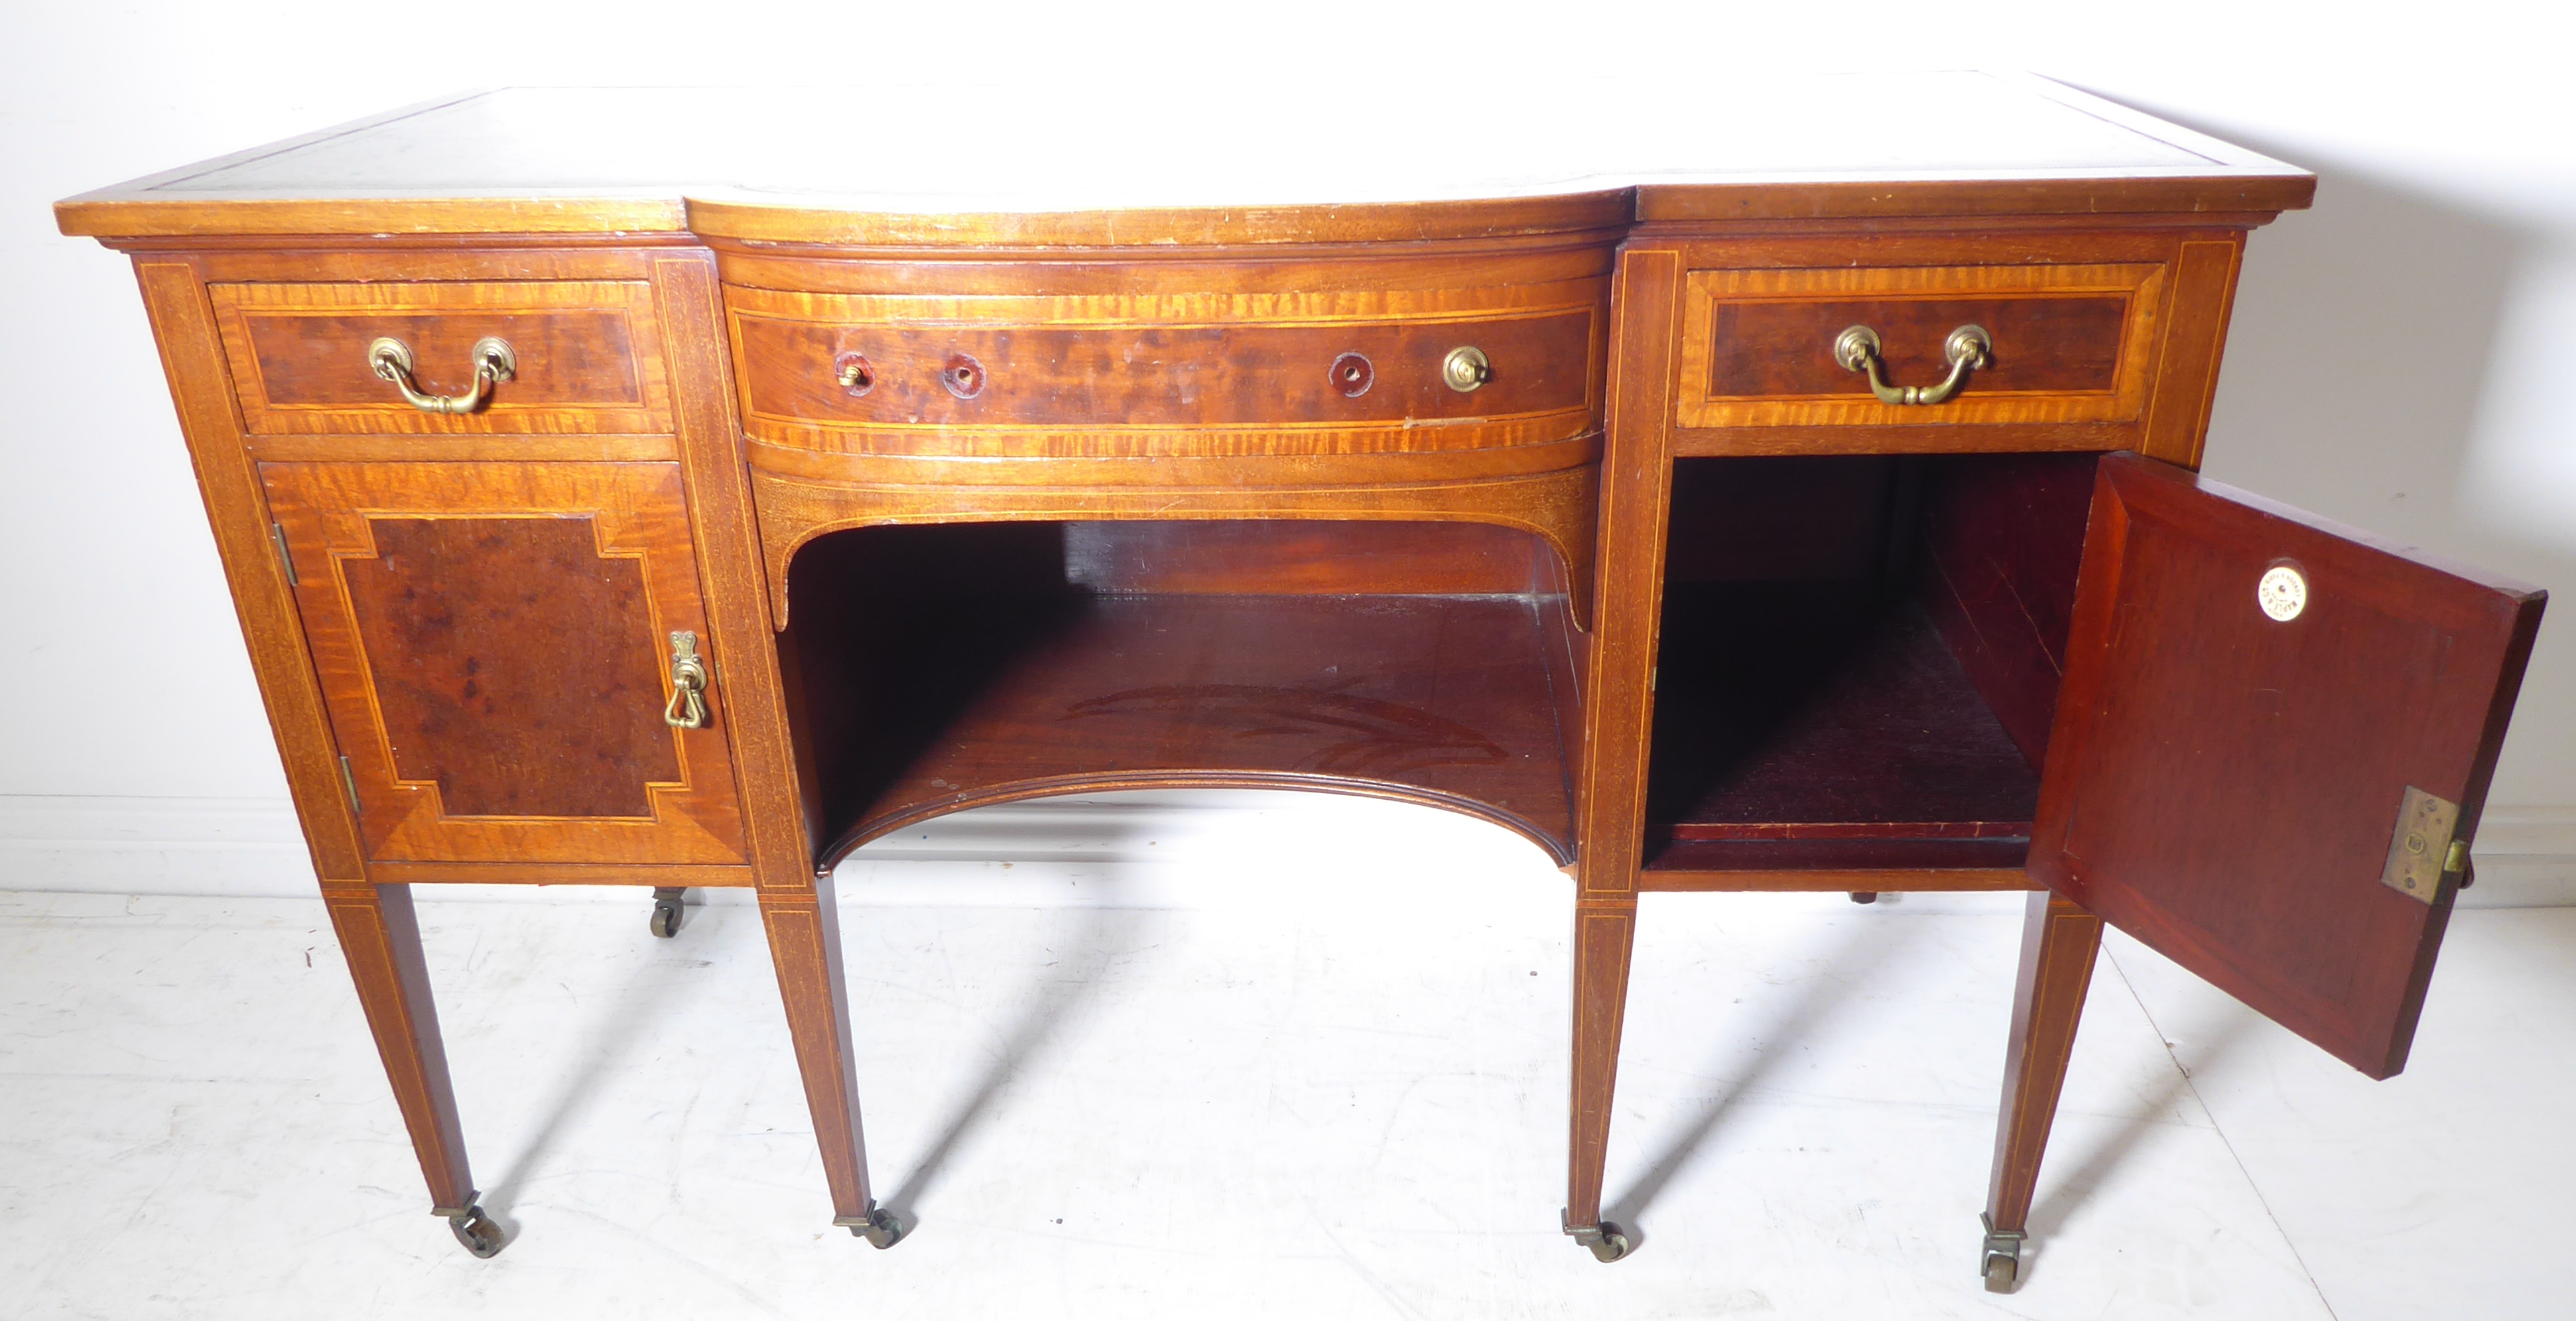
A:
[757,878,902,1247]
[1980,891,2103,1292]
[320,881,500,1256]
[1565,900,1637,1262]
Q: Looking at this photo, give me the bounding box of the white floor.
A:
[4,796,2572,1320]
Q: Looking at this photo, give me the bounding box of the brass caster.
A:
[1565,1216,1632,1263]
[442,1204,503,1259]
[649,886,686,938]
[1980,1212,2024,1293]
[836,1206,905,1249]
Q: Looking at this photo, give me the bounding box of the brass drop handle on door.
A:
[367,336,516,414]
[1833,324,1990,406]
[665,631,710,729]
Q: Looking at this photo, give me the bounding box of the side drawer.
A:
[1675,263,2165,438]
[210,280,672,434]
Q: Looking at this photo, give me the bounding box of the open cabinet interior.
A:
[1646,452,2102,876]
[783,519,1587,870]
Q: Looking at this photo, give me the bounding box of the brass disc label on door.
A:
[2258,564,2308,621]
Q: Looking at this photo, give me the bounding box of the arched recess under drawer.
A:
[779,519,1587,871]
[745,458,1601,632]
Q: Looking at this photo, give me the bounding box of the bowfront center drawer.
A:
[1675,261,2168,448]
[209,279,673,435]
[723,283,1606,466]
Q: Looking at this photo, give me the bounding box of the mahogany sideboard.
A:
[56,76,2544,1292]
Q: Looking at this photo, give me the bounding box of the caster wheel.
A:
[1979,1212,2024,1293]
[844,1206,904,1249]
[649,886,688,938]
[448,1207,504,1259]
[1572,1221,1630,1263]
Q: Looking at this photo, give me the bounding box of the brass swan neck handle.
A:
[1833,324,1990,406]
[367,336,516,414]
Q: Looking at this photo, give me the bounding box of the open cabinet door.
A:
[2031,453,2544,1079]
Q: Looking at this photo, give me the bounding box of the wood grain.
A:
[1572,247,1685,902]
[1917,454,2102,767]
[133,259,369,882]
[747,462,1600,633]
[1676,264,2161,430]
[2032,454,2547,1078]
[322,882,476,1212]
[1565,901,1636,1235]
[1646,586,2040,836]
[263,461,746,865]
[1984,893,2104,1234]
[1062,521,1546,597]
[732,307,1595,436]
[2138,239,2247,466]
[724,275,1608,463]
[211,280,671,434]
[1639,862,2036,892]
[777,570,1577,868]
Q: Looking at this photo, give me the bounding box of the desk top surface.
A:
[58,73,2312,244]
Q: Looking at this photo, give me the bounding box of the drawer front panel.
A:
[1677,263,2163,432]
[212,281,671,434]
[725,283,1606,462]
[262,461,746,865]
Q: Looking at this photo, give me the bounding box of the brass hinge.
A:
[2380,786,2463,904]
[338,755,361,814]
[271,523,298,586]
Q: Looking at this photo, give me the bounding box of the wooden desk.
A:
[57,76,2544,1292]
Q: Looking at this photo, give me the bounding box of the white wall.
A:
[3,1,2567,888]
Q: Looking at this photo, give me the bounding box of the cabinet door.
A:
[262,462,747,866]
[2031,453,2543,1078]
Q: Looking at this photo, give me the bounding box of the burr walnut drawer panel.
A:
[1675,263,2165,436]
[724,285,1604,461]
[209,281,673,434]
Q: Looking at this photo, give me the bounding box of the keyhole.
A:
[1329,351,1373,398]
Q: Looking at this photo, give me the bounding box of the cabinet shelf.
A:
[1637,453,2102,881]
[1643,582,2037,873]
[788,523,1579,871]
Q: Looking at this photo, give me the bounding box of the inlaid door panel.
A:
[2031,454,2544,1078]
[261,461,746,865]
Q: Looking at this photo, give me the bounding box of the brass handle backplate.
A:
[1442,346,1492,393]
[1833,324,1990,406]
[368,336,516,414]
[665,631,710,729]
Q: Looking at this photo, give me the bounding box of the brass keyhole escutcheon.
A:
[1443,346,1490,393]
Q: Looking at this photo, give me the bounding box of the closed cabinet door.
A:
[262,461,747,865]
[2031,452,2545,1078]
